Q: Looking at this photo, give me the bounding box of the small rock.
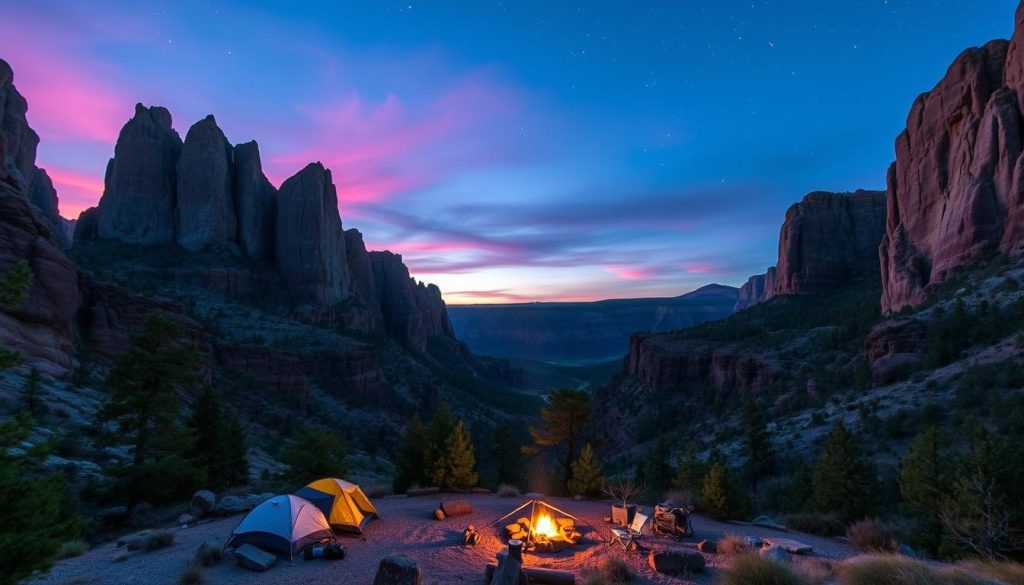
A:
[190,490,216,517]
[697,539,716,554]
[899,544,917,558]
[648,549,705,574]
[234,544,277,572]
[433,509,445,521]
[760,545,791,563]
[373,555,420,585]
[178,513,195,526]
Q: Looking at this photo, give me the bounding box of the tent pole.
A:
[481,499,535,530]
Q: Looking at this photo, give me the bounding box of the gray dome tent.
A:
[226,494,334,558]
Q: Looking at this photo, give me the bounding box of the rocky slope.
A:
[881,4,1024,312]
[77,104,455,350]
[448,284,738,363]
[736,190,886,310]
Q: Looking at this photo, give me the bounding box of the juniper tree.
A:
[529,388,592,495]
[702,462,744,520]
[440,419,478,490]
[674,443,707,496]
[187,387,249,490]
[812,422,874,524]
[0,261,31,370]
[899,425,949,555]
[393,413,428,492]
[281,430,349,484]
[490,420,524,487]
[741,400,774,508]
[95,314,201,505]
[568,443,604,497]
[641,435,673,501]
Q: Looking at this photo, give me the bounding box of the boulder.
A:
[214,495,253,516]
[275,162,349,304]
[97,103,182,244]
[190,490,216,517]
[760,544,791,563]
[234,141,277,260]
[373,554,420,585]
[234,543,277,572]
[647,549,705,574]
[177,513,195,525]
[175,115,236,251]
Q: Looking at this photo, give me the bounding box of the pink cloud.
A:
[682,262,724,274]
[602,266,657,280]
[45,167,104,219]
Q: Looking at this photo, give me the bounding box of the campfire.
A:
[500,501,583,553]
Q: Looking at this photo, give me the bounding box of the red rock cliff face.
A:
[774,190,886,296]
[881,6,1024,312]
[735,191,885,310]
[626,333,780,394]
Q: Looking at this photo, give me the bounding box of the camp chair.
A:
[609,512,648,551]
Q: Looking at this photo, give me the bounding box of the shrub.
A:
[718,533,751,556]
[179,561,204,585]
[719,554,810,585]
[144,529,175,551]
[785,513,845,537]
[497,483,521,497]
[959,560,1024,585]
[584,557,635,585]
[194,542,223,567]
[838,555,984,585]
[57,539,90,559]
[847,518,898,553]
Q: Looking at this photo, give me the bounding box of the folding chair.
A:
[609,512,648,551]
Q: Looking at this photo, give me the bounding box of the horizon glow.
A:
[3,1,1016,304]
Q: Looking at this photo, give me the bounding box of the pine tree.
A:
[393,413,428,492]
[281,430,349,484]
[782,459,813,513]
[812,422,873,524]
[899,426,948,555]
[0,413,78,585]
[442,420,478,490]
[426,404,456,488]
[529,388,592,495]
[642,435,673,501]
[568,443,604,497]
[741,400,774,507]
[702,462,743,520]
[95,314,202,506]
[21,367,48,418]
[0,261,31,370]
[674,443,707,495]
[187,387,249,490]
[490,420,524,487]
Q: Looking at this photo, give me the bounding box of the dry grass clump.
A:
[179,561,204,585]
[846,518,898,553]
[719,554,810,585]
[791,558,835,585]
[584,557,635,585]
[497,483,521,497]
[194,542,223,567]
[838,555,989,585]
[718,533,752,556]
[57,539,90,559]
[959,559,1024,585]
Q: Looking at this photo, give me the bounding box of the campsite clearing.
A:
[30,495,857,585]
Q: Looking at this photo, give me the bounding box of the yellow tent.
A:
[295,478,380,533]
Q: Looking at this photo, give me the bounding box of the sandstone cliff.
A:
[176,115,237,251]
[735,191,885,310]
[625,333,780,394]
[881,5,1024,312]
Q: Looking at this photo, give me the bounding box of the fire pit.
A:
[490,500,587,553]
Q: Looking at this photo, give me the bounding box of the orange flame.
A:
[534,511,559,538]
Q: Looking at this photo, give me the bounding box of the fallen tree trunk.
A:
[485,564,575,585]
[441,499,473,517]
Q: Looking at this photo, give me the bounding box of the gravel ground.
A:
[31,494,856,585]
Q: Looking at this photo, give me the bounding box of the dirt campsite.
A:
[31,494,857,585]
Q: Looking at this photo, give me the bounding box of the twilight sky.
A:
[3,1,1016,303]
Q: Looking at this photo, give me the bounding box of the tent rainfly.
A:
[295,478,380,533]
[226,495,334,558]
